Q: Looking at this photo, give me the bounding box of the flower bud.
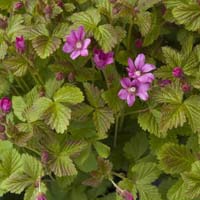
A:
[135,38,143,49]
[56,72,64,81]
[0,124,5,133]
[41,151,49,164]
[0,133,7,140]
[0,97,12,113]
[0,18,7,29]
[57,0,64,8]
[172,67,183,78]
[159,79,171,87]
[122,190,134,200]
[15,36,25,54]
[68,72,75,82]
[44,5,52,18]
[182,83,191,92]
[36,193,47,200]
[14,2,23,10]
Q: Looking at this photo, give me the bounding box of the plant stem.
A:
[113,114,119,148]
[112,172,125,179]
[124,108,149,116]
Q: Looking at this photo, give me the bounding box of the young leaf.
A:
[44,102,71,134]
[158,143,196,174]
[93,141,110,158]
[53,86,84,104]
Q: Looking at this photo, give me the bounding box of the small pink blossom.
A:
[63,26,91,60]
[0,97,12,113]
[93,49,114,69]
[36,193,47,200]
[14,2,23,10]
[127,54,155,83]
[118,77,150,107]
[172,67,183,78]
[15,36,25,53]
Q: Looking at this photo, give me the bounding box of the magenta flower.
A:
[0,97,12,113]
[135,38,143,49]
[93,49,114,69]
[63,26,91,60]
[36,193,47,200]
[172,67,183,78]
[122,190,134,200]
[15,36,25,53]
[118,77,150,106]
[127,54,155,83]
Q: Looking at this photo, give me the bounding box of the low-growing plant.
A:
[0,0,200,200]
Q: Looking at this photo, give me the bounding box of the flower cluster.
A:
[118,54,155,106]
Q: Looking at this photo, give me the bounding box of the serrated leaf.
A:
[94,24,118,52]
[93,107,114,134]
[138,109,161,137]
[94,141,110,158]
[0,41,8,60]
[32,36,61,59]
[173,4,200,31]
[158,143,196,174]
[132,162,161,185]
[182,161,200,199]
[167,179,187,200]
[0,0,15,10]
[70,9,101,34]
[25,97,52,122]
[184,95,200,133]
[3,56,28,77]
[162,46,182,67]
[44,102,71,134]
[123,132,148,161]
[12,96,27,122]
[53,86,84,104]
[137,184,162,200]
[53,23,69,39]
[137,0,161,11]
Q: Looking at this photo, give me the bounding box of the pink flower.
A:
[63,26,91,60]
[127,54,155,83]
[15,36,25,53]
[118,77,150,107]
[122,190,134,200]
[0,97,12,113]
[172,67,183,78]
[36,193,47,200]
[135,38,143,49]
[182,83,190,92]
[93,49,114,69]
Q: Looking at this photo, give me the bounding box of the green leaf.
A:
[162,46,182,67]
[167,179,187,200]
[123,132,148,161]
[0,0,15,10]
[137,184,162,200]
[6,15,25,41]
[3,56,28,77]
[53,86,84,104]
[94,24,119,52]
[173,4,200,31]
[94,141,110,158]
[93,107,114,134]
[137,0,161,11]
[0,41,8,60]
[158,143,196,174]
[12,96,27,122]
[182,161,200,199]
[132,162,161,185]
[25,97,52,122]
[44,102,71,134]
[159,104,186,134]
[70,9,101,34]
[138,109,161,137]
[183,95,200,133]
[32,36,61,59]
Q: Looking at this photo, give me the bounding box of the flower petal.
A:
[137,83,150,101]
[118,89,128,100]
[70,50,81,60]
[80,49,89,57]
[120,78,132,88]
[142,63,156,72]
[82,38,91,49]
[127,94,135,106]
[134,54,145,69]
[62,42,74,53]
[138,73,154,83]
[128,58,135,71]
[75,26,85,40]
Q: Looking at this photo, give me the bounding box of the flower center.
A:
[76,41,82,49]
[135,70,141,76]
[128,87,136,93]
